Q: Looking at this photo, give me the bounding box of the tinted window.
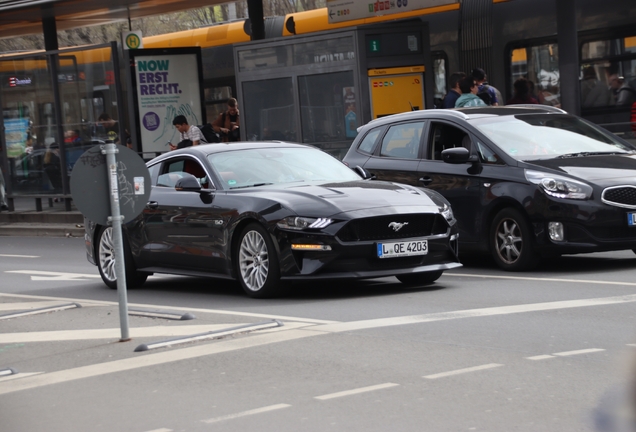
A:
[476,141,504,165]
[428,122,470,161]
[379,122,424,159]
[358,128,382,154]
[158,158,209,188]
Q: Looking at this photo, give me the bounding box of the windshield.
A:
[208,146,361,189]
[472,114,635,161]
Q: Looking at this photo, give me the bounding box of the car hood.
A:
[243,180,441,217]
[527,154,636,187]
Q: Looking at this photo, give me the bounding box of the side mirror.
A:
[175,174,202,192]
[441,147,479,164]
[353,165,376,180]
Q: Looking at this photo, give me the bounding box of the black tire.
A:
[96,226,148,289]
[490,208,539,271]
[396,270,444,286]
[235,223,282,298]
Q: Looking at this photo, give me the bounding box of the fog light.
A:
[548,222,564,242]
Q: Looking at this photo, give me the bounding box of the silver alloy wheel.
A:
[239,229,270,292]
[99,227,117,282]
[495,218,522,264]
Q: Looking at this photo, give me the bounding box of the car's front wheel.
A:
[490,208,539,271]
[96,226,148,289]
[235,223,282,298]
[396,270,443,286]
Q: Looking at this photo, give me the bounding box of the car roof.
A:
[149,141,312,165]
[359,105,567,131]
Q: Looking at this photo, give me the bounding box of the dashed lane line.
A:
[423,363,503,379]
[0,254,39,258]
[526,348,606,360]
[314,383,399,400]
[201,404,291,424]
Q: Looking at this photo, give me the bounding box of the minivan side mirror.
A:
[441,147,478,164]
[353,165,376,180]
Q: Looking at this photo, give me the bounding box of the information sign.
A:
[327,0,458,24]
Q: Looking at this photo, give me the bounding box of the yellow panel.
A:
[511,48,527,63]
[369,73,424,119]
[368,66,425,76]
[626,36,636,49]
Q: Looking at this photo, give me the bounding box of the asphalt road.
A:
[1,236,635,431]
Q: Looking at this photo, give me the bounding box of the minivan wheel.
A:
[490,208,539,271]
[397,270,443,286]
[96,226,148,289]
[235,223,282,298]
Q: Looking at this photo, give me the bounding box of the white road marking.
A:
[143,429,172,432]
[311,294,636,333]
[201,404,291,424]
[314,383,399,400]
[423,363,503,379]
[0,329,322,396]
[6,270,100,281]
[526,355,555,360]
[627,344,636,347]
[553,348,605,357]
[0,303,80,320]
[0,372,44,382]
[0,292,338,324]
[445,272,636,287]
[0,254,39,258]
[0,301,82,311]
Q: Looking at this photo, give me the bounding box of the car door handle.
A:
[419,177,433,185]
[146,201,159,209]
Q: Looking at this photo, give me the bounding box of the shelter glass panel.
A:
[298,71,356,148]
[238,46,292,72]
[243,78,297,142]
[292,37,355,66]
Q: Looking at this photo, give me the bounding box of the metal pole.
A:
[102,143,130,341]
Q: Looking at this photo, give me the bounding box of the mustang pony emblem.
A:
[388,222,409,232]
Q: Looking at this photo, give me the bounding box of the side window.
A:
[358,128,382,154]
[476,141,504,165]
[157,158,210,188]
[147,163,160,186]
[379,122,425,159]
[429,122,470,160]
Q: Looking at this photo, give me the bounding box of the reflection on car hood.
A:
[528,155,636,186]
[243,180,439,217]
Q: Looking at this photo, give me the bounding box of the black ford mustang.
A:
[85,142,461,297]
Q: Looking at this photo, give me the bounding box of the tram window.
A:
[432,52,448,109]
[508,44,560,108]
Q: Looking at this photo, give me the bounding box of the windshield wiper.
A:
[557,151,628,159]
[230,182,274,189]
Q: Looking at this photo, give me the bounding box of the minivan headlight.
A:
[525,170,592,200]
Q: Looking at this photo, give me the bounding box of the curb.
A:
[0,223,85,238]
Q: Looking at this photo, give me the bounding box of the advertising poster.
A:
[131,50,204,153]
[4,118,29,158]
[343,87,357,138]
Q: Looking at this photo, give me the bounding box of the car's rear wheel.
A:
[396,270,443,286]
[97,226,148,289]
[236,223,282,298]
[490,208,539,271]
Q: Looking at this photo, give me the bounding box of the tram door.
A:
[368,66,425,119]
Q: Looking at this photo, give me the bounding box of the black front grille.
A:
[337,214,447,242]
[603,186,636,207]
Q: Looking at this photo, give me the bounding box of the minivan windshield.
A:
[472,114,635,160]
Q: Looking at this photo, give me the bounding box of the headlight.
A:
[277,217,333,230]
[525,170,592,200]
[438,202,454,222]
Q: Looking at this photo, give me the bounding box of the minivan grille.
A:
[602,186,636,208]
[337,214,447,242]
